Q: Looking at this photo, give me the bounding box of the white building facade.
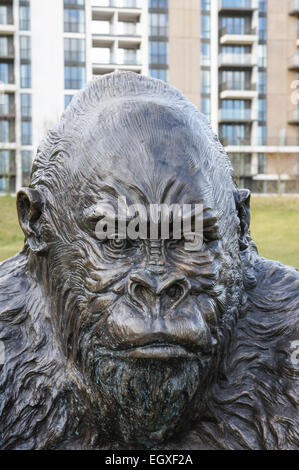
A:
[0,0,153,194]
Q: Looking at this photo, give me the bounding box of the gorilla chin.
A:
[92,354,208,447]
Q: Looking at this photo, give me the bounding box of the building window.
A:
[220,124,248,146]
[201,42,210,66]
[0,5,13,25]
[258,124,266,145]
[0,150,9,173]
[258,153,267,174]
[64,38,85,63]
[201,0,210,11]
[258,70,267,94]
[150,41,168,65]
[22,150,32,174]
[20,36,31,61]
[65,65,85,89]
[20,64,31,88]
[149,69,168,81]
[221,16,250,35]
[0,36,13,57]
[21,94,32,117]
[0,62,13,84]
[220,70,250,90]
[258,44,267,67]
[0,94,10,115]
[258,16,267,41]
[19,4,30,31]
[64,95,74,108]
[149,0,168,7]
[258,98,266,121]
[149,13,168,36]
[201,96,210,120]
[0,120,10,142]
[230,153,251,177]
[64,0,85,5]
[21,120,32,145]
[64,9,85,33]
[200,14,210,39]
[200,69,210,94]
[22,150,32,185]
[259,0,267,13]
[221,99,250,120]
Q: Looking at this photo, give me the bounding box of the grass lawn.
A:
[0,195,298,270]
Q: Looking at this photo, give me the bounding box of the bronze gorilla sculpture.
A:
[0,72,298,450]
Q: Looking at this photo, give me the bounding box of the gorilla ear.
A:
[17,187,48,254]
[233,189,251,251]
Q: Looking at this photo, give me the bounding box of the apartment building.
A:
[169,0,299,193]
[0,0,298,194]
[0,0,151,194]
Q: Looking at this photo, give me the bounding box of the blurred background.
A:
[0,0,298,267]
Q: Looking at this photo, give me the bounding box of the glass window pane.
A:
[21,120,32,145]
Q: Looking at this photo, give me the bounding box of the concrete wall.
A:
[168,0,201,109]
[267,0,297,142]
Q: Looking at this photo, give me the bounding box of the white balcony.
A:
[289,0,299,15]
[0,24,16,35]
[288,55,299,70]
[220,27,258,45]
[288,110,299,124]
[218,53,255,67]
[92,0,142,9]
[220,82,257,100]
[91,20,141,37]
[92,47,141,66]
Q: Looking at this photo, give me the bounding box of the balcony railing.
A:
[288,55,299,69]
[219,109,252,122]
[218,53,254,66]
[221,136,299,147]
[220,81,256,92]
[0,44,14,58]
[92,50,141,65]
[92,0,142,8]
[220,137,251,146]
[220,26,257,36]
[219,0,258,11]
[289,0,299,15]
[288,110,299,123]
[92,21,141,35]
[0,104,15,117]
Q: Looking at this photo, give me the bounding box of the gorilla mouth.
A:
[122,343,196,359]
[97,341,204,360]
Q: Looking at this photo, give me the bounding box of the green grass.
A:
[0,195,298,270]
[0,196,24,262]
[250,196,299,270]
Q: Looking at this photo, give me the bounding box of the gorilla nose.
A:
[127,271,190,311]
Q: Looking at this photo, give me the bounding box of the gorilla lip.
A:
[100,343,199,359]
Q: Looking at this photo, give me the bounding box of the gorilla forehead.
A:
[72,100,212,205]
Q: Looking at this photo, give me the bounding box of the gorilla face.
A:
[19,102,246,447]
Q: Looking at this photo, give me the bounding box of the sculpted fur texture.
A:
[0,72,298,449]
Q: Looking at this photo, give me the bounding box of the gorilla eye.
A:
[106,239,128,251]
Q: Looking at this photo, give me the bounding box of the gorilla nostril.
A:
[166,283,184,300]
[134,284,153,305]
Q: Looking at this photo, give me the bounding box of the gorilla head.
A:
[1,72,298,450]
